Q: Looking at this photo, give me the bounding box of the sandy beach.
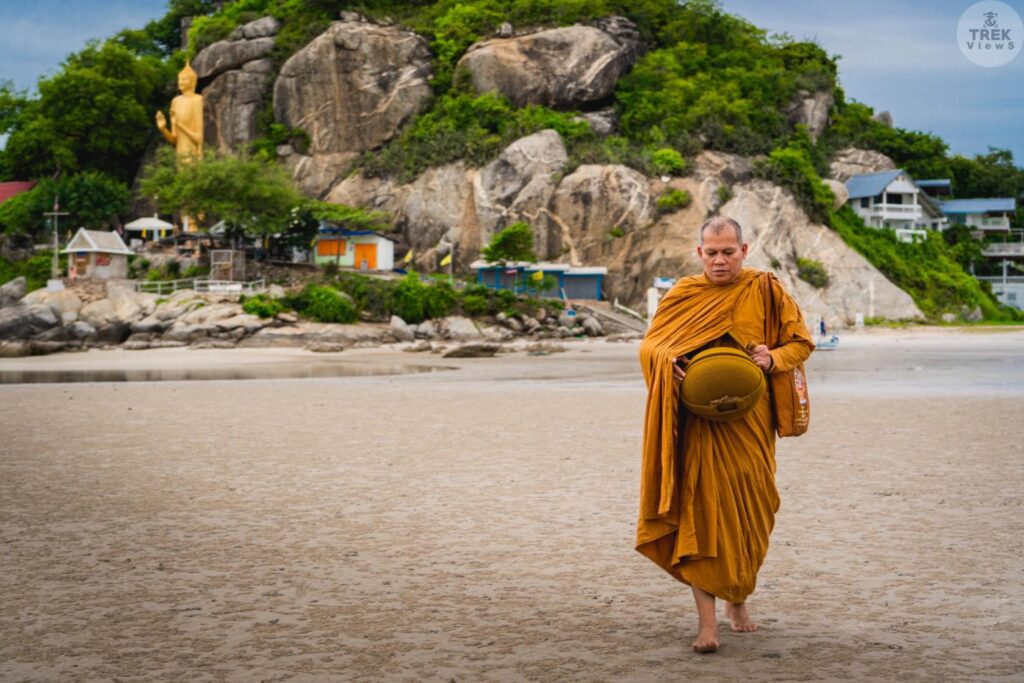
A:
[1,328,1022,682]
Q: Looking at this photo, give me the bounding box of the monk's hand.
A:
[749,344,773,371]
[155,111,165,128]
[672,356,690,382]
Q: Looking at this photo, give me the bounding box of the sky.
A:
[0,0,1022,164]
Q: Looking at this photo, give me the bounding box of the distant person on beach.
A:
[636,217,814,653]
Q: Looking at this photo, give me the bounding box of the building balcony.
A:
[965,216,1011,231]
[982,242,1024,258]
[868,203,922,219]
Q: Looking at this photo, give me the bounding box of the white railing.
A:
[135,278,195,294]
[870,204,920,215]
[194,279,265,296]
[976,276,1024,285]
[982,243,1024,257]
[968,217,1010,230]
[134,278,266,296]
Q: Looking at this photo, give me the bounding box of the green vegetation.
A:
[391,272,457,323]
[656,188,692,213]
[481,221,536,263]
[139,148,304,239]
[357,91,592,183]
[241,293,287,318]
[830,207,1021,322]
[650,148,687,176]
[753,131,834,223]
[288,284,358,323]
[795,257,829,288]
[324,271,562,323]
[0,251,61,292]
[0,173,132,238]
[0,39,172,184]
[715,184,733,205]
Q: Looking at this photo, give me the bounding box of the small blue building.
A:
[470,260,607,300]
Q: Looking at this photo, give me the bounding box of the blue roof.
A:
[845,170,903,199]
[916,179,952,188]
[939,198,1016,214]
[318,228,394,240]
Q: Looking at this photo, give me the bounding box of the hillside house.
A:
[845,170,947,242]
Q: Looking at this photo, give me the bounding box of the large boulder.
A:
[79,298,119,327]
[0,303,60,340]
[549,164,655,264]
[274,20,433,196]
[194,17,280,152]
[0,277,26,307]
[229,15,280,40]
[829,148,897,182]
[458,22,641,109]
[474,129,568,256]
[21,288,83,320]
[822,179,849,209]
[785,89,833,142]
[203,62,273,152]
[193,37,275,81]
[440,316,482,341]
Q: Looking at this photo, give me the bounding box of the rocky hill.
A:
[188,13,921,327]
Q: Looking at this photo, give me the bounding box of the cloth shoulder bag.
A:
[760,273,810,437]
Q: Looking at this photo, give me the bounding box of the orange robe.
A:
[636,268,814,603]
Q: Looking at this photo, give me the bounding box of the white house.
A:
[938,197,1015,235]
[61,228,133,280]
[844,169,947,242]
[314,228,395,272]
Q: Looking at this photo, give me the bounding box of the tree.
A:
[2,40,172,184]
[139,148,305,238]
[0,172,131,238]
[481,221,537,263]
[143,0,222,54]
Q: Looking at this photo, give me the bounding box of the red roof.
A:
[0,181,36,204]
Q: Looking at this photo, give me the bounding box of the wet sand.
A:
[1,329,1023,681]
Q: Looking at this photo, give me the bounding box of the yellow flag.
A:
[403,249,413,263]
[440,253,452,266]
[531,270,544,281]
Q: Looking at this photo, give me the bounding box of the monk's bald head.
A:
[696,216,748,284]
[698,217,743,246]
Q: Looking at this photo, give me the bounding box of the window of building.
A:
[860,197,870,208]
[316,239,346,256]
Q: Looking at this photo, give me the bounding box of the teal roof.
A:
[939,198,1016,214]
[845,170,902,199]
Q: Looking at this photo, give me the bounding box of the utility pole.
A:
[43,196,69,288]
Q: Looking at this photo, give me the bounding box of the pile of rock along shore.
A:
[0,277,638,358]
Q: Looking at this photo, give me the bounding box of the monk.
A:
[636,216,814,653]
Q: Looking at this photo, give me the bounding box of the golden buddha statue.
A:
[155,61,204,231]
[156,61,204,163]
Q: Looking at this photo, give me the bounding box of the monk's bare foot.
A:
[691,623,720,653]
[725,602,758,632]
